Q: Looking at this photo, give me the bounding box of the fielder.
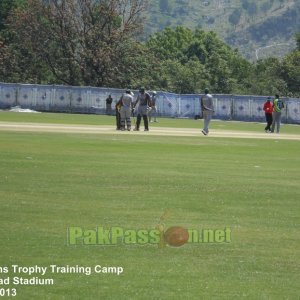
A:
[118,89,134,131]
[149,91,158,123]
[200,88,214,135]
[263,97,273,132]
[271,94,284,134]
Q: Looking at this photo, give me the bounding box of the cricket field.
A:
[0,111,299,299]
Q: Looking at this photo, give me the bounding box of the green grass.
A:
[0,112,300,299]
[1,111,300,134]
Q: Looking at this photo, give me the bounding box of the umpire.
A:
[133,87,151,131]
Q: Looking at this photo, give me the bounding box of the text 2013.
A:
[0,288,17,297]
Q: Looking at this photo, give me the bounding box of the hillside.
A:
[144,0,300,61]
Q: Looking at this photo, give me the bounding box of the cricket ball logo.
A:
[156,210,189,248]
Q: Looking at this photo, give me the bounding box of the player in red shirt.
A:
[263,97,273,132]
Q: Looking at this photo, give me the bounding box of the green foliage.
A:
[260,1,272,14]
[0,0,299,98]
[146,27,194,61]
[157,59,208,93]
[249,58,288,96]
[159,0,172,13]
[0,0,148,86]
[246,1,257,17]
[146,27,299,96]
[281,50,300,96]
[0,0,25,31]
[296,33,300,51]
[144,0,299,61]
[228,9,242,26]
[242,0,250,10]
[146,27,254,94]
[0,0,13,31]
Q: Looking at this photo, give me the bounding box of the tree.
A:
[146,26,194,61]
[281,51,300,96]
[146,27,253,94]
[159,0,172,14]
[249,58,288,96]
[260,2,271,15]
[247,2,257,18]
[0,0,25,31]
[2,0,148,86]
[228,9,242,27]
[296,32,300,51]
[205,53,236,93]
[242,0,249,10]
[157,59,208,93]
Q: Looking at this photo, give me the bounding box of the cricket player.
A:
[119,89,134,131]
[149,91,158,123]
[263,97,273,132]
[105,95,113,115]
[115,100,121,130]
[271,94,284,134]
[133,87,151,131]
[200,88,214,135]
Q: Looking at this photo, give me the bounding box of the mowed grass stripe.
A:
[1,111,300,134]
